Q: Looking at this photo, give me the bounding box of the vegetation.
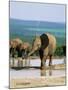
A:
[54,46,65,56]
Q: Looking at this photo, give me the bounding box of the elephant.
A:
[9,38,23,58]
[9,38,23,67]
[28,33,56,69]
[15,42,31,67]
[10,38,31,67]
[10,38,31,59]
[16,42,31,59]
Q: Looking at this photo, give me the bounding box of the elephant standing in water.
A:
[28,33,56,69]
[10,39,31,67]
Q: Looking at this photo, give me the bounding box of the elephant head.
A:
[18,42,31,59]
[28,36,41,56]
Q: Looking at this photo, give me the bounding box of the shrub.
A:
[54,46,64,56]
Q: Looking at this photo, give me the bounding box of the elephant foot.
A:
[40,66,45,70]
[49,63,52,67]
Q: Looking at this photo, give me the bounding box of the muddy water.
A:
[10,58,65,79]
[10,58,65,67]
[30,58,64,66]
[10,69,65,79]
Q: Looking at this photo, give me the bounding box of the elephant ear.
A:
[40,33,49,50]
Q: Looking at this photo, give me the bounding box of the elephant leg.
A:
[41,60,45,69]
[20,58,23,67]
[41,55,47,70]
[49,55,52,66]
[25,58,27,67]
[12,58,15,67]
[18,59,20,67]
[18,58,21,67]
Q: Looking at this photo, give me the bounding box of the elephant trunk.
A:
[28,45,40,56]
[28,49,35,56]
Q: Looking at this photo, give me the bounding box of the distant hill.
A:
[10,19,65,29]
[9,19,66,45]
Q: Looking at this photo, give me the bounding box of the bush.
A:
[54,46,64,56]
[32,46,65,57]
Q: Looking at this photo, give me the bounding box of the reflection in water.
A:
[49,69,52,76]
[11,58,65,66]
[10,68,65,78]
[40,68,52,76]
[40,68,65,77]
[10,58,65,78]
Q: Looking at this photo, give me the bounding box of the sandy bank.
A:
[10,76,66,88]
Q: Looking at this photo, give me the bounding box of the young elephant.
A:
[17,42,31,59]
[28,33,56,69]
[16,42,31,67]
